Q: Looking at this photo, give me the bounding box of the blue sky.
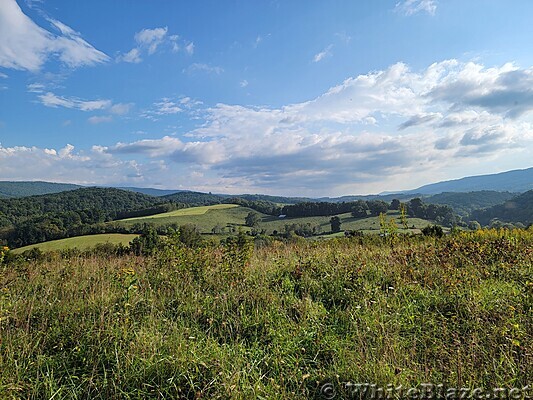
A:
[1,0,532,196]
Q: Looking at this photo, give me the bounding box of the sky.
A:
[0,0,532,196]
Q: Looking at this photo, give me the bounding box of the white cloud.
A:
[0,0,108,71]
[134,27,167,54]
[240,79,249,88]
[0,72,7,78]
[27,82,45,92]
[313,45,333,63]
[6,59,533,195]
[110,103,133,115]
[118,27,193,63]
[395,0,437,16]
[35,91,133,117]
[88,115,112,124]
[141,98,187,120]
[117,48,141,63]
[185,42,194,55]
[183,63,224,75]
[38,92,111,111]
[0,143,142,185]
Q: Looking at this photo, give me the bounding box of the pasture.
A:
[12,234,138,254]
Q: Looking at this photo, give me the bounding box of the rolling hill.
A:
[0,181,81,198]
[425,191,517,216]
[470,190,533,226]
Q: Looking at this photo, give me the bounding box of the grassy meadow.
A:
[115,204,250,233]
[0,228,531,398]
[115,204,433,236]
[11,234,138,254]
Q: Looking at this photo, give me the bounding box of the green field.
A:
[120,204,239,221]
[117,204,436,236]
[12,233,138,254]
[115,203,251,233]
[260,211,433,235]
[12,206,440,254]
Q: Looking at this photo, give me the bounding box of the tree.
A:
[389,199,401,210]
[211,223,225,234]
[367,200,389,217]
[408,198,426,218]
[351,201,368,218]
[179,224,203,247]
[468,220,481,231]
[129,225,161,255]
[245,212,261,227]
[330,216,342,233]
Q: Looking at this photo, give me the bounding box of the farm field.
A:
[117,204,436,235]
[114,204,251,233]
[260,211,435,235]
[9,205,443,254]
[11,234,138,254]
[120,204,239,221]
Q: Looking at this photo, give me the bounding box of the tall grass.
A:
[0,229,532,398]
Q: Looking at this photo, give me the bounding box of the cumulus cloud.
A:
[0,143,143,185]
[0,0,108,71]
[395,0,437,16]
[6,59,533,195]
[117,26,194,63]
[100,59,533,194]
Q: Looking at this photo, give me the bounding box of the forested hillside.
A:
[0,188,166,247]
[0,181,81,198]
[470,190,533,226]
[426,191,516,216]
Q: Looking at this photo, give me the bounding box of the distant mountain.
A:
[470,190,533,226]
[220,193,310,204]
[0,181,81,198]
[316,193,422,203]
[118,187,181,197]
[407,167,533,195]
[162,191,225,205]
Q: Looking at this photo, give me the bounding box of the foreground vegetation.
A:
[0,228,531,398]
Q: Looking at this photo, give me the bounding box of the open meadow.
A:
[1,228,531,398]
[11,234,139,254]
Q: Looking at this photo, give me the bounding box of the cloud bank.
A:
[3,59,533,195]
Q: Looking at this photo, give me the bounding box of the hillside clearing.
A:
[119,204,239,221]
[12,234,138,254]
